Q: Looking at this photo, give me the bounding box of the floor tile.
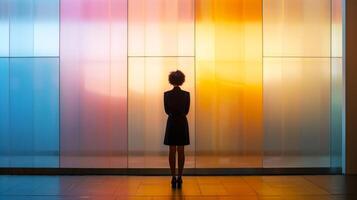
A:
[243,176,329,196]
[304,175,357,195]
[258,195,332,200]
[0,175,354,200]
[330,195,357,200]
[199,184,228,195]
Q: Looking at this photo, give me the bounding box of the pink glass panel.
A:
[60,0,127,168]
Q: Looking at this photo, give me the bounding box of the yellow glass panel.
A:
[263,58,330,167]
[128,0,194,56]
[128,57,195,168]
[263,0,331,57]
[196,0,263,168]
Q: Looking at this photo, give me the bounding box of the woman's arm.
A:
[184,92,190,115]
[164,92,170,115]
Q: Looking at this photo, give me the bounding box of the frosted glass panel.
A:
[33,58,59,167]
[60,0,127,168]
[10,59,34,167]
[0,0,9,56]
[263,0,331,57]
[8,0,59,57]
[10,0,34,56]
[4,58,59,167]
[128,0,194,56]
[195,0,263,168]
[331,58,342,167]
[34,0,59,56]
[0,59,10,166]
[128,57,195,168]
[332,0,343,57]
[263,58,330,167]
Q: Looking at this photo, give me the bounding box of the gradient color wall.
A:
[0,0,343,169]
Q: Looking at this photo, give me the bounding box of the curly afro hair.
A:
[168,70,185,86]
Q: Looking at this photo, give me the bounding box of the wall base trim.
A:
[0,167,342,175]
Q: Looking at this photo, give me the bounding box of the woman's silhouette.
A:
[164,70,190,189]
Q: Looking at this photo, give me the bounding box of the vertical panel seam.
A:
[127,0,129,169]
[194,0,196,169]
[261,0,264,168]
[58,0,61,168]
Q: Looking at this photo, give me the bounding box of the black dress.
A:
[163,86,190,146]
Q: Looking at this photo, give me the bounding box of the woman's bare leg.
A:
[177,146,185,177]
[169,145,176,177]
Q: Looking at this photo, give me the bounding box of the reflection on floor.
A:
[1,175,357,199]
[263,156,331,168]
[1,155,330,168]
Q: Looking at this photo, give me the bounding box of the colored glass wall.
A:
[0,0,343,169]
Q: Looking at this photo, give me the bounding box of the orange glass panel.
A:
[195,0,263,168]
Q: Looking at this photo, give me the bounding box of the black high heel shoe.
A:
[171,176,177,188]
[176,176,182,189]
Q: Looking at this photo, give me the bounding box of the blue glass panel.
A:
[9,0,34,57]
[9,58,59,167]
[33,58,59,167]
[0,58,10,166]
[8,0,59,57]
[34,0,59,56]
[10,58,34,167]
[0,0,9,56]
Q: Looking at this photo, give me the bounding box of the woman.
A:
[163,70,190,189]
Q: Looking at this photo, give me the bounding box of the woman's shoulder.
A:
[182,90,190,95]
[164,90,174,96]
[164,88,189,94]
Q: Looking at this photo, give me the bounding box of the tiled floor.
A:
[0,175,357,200]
